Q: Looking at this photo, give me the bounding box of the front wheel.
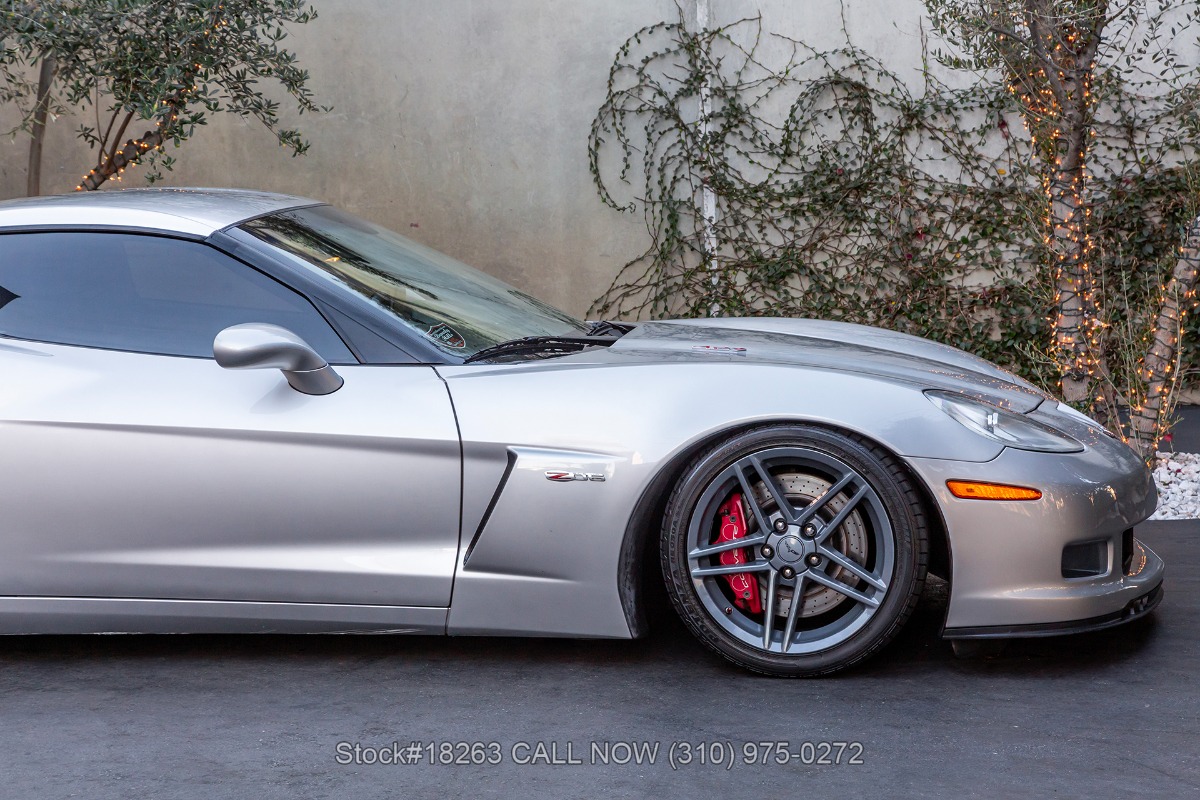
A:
[661,425,928,676]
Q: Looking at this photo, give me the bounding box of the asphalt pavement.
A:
[0,521,1195,799]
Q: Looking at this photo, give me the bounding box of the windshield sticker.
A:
[428,322,467,349]
[692,344,747,354]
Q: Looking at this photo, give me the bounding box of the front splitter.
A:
[942,582,1163,640]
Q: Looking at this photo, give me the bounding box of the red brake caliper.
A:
[715,493,762,614]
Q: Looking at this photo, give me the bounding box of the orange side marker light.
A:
[946,480,1042,501]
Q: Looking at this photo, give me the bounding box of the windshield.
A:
[239,205,588,357]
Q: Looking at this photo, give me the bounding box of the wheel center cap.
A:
[776,534,805,563]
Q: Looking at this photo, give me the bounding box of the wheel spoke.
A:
[806,567,881,608]
[733,467,774,535]
[813,484,869,545]
[779,574,808,653]
[688,533,768,560]
[691,560,772,578]
[794,472,855,526]
[819,545,887,592]
[740,455,796,523]
[760,569,778,650]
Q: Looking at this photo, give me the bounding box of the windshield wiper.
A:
[463,335,621,364]
[586,320,635,337]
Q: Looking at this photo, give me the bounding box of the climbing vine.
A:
[589,14,1051,379]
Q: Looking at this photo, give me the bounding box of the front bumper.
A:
[906,409,1164,636]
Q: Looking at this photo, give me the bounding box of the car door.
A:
[0,230,461,611]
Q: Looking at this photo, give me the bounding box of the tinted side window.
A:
[0,232,354,362]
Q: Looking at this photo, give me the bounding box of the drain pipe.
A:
[696,0,721,316]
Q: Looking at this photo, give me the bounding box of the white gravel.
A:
[1151,452,1200,520]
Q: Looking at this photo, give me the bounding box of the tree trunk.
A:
[1127,215,1200,458]
[1048,152,1095,405]
[26,55,56,197]
[77,127,166,191]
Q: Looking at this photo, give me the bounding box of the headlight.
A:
[925,390,1083,453]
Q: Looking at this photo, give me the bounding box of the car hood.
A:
[604,318,1050,413]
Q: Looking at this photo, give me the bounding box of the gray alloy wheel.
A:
[661,425,928,677]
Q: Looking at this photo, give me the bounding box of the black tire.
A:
[660,424,928,677]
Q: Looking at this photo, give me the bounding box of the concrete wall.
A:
[0,0,930,318]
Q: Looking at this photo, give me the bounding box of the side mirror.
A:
[213,323,344,396]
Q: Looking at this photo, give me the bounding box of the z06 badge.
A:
[544,471,606,482]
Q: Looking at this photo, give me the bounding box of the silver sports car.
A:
[0,189,1163,676]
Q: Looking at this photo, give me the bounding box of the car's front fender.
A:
[437,359,1002,638]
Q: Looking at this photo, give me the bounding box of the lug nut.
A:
[780,566,796,579]
[806,554,821,567]
[761,545,774,558]
[802,523,817,538]
[773,519,788,532]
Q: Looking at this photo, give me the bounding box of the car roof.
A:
[0,187,321,236]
